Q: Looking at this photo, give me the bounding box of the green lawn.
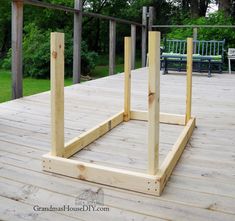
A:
[0,70,73,103]
[0,60,141,103]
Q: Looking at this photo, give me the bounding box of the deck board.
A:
[0,68,235,220]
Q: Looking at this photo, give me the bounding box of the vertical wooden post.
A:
[186,38,193,124]
[73,0,82,84]
[193,27,197,54]
[124,37,132,122]
[109,20,116,75]
[148,31,160,175]
[148,6,155,31]
[12,0,23,99]
[51,32,65,157]
[131,25,136,70]
[142,6,147,67]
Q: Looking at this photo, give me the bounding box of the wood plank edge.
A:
[131,110,186,126]
[64,111,124,158]
[157,117,196,194]
[42,153,161,196]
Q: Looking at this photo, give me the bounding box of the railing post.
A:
[148,6,155,31]
[186,38,193,124]
[131,25,136,70]
[193,27,197,54]
[51,32,65,157]
[148,31,160,175]
[109,20,116,75]
[142,6,147,67]
[73,0,82,84]
[12,0,23,99]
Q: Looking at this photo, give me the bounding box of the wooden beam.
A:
[42,154,160,196]
[23,0,79,13]
[124,37,132,122]
[131,25,136,70]
[130,110,186,126]
[73,0,82,84]
[109,20,116,75]
[50,32,65,157]
[186,38,193,123]
[159,117,196,194]
[64,111,124,158]
[148,6,155,31]
[12,0,24,99]
[148,31,161,175]
[141,6,147,67]
[193,28,197,53]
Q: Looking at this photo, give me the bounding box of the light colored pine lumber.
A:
[159,117,196,194]
[50,32,65,157]
[124,37,132,121]
[148,31,161,175]
[43,154,160,195]
[64,111,124,158]
[130,110,186,125]
[186,37,193,123]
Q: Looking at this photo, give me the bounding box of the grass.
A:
[0,59,141,103]
[91,59,142,78]
[0,70,73,103]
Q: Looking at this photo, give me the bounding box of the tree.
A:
[0,0,11,59]
[218,0,231,15]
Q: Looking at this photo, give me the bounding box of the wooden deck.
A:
[0,68,235,221]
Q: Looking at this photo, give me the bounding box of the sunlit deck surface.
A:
[0,68,235,221]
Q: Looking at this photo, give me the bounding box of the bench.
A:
[161,39,225,77]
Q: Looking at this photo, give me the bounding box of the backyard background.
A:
[1,0,235,103]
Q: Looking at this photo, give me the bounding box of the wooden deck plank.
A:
[0,68,235,220]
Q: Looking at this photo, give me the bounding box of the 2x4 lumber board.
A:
[130,110,186,126]
[148,31,160,175]
[186,38,193,123]
[124,37,132,121]
[158,117,196,194]
[42,154,161,196]
[50,32,65,157]
[12,0,23,99]
[64,111,124,158]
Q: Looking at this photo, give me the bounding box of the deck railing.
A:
[11,0,155,99]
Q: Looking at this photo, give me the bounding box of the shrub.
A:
[1,23,97,78]
[167,11,235,50]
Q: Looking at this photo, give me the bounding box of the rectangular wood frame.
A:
[42,32,196,196]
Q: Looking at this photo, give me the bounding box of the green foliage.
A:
[167,11,235,49]
[1,23,98,78]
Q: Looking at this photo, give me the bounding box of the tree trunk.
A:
[191,0,200,18]
[199,0,209,17]
[219,0,232,15]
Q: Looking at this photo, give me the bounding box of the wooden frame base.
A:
[43,33,195,197]
[42,111,195,196]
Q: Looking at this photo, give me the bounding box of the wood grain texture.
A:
[11,0,23,99]
[124,37,132,121]
[148,31,161,175]
[186,38,193,123]
[1,67,235,220]
[50,32,65,157]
